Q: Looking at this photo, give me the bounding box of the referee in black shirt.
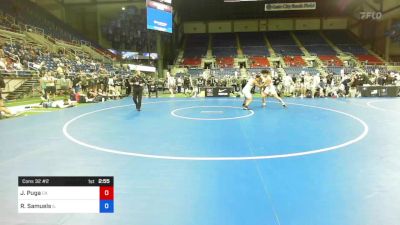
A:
[131,71,146,111]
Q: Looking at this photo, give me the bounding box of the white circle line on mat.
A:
[62,99,369,161]
[171,106,254,121]
[366,99,400,113]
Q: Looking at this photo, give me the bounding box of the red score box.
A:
[100,186,114,200]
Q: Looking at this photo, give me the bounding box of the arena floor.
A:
[1,97,400,225]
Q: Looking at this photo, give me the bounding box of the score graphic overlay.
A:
[18,176,114,213]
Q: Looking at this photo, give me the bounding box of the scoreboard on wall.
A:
[146,0,173,33]
[18,176,114,213]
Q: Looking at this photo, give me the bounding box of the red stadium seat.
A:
[356,55,384,65]
[182,57,202,67]
[216,57,234,68]
[283,56,306,66]
[250,56,270,68]
[319,55,343,66]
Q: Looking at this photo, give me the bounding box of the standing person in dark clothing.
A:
[131,71,145,111]
[183,75,190,94]
[147,76,158,98]
[124,77,131,96]
[341,74,351,97]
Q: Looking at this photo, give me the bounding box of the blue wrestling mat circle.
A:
[4,97,400,225]
[62,99,368,160]
[171,105,254,120]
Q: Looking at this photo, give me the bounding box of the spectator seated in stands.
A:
[86,88,103,103]
[107,85,121,100]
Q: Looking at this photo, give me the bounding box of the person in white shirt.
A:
[260,70,286,108]
[107,75,114,92]
[242,74,262,110]
[395,73,400,86]
[293,75,303,97]
[283,75,294,97]
[190,76,199,98]
[303,72,312,97]
[166,71,176,97]
[13,61,23,70]
[311,74,321,98]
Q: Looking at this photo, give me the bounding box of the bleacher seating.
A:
[182,57,202,67]
[356,55,384,65]
[104,63,116,72]
[390,55,400,62]
[0,12,19,32]
[212,47,237,57]
[238,32,269,56]
[295,31,327,45]
[364,65,388,74]
[184,34,209,58]
[324,30,369,55]
[273,45,303,56]
[284,56,306,67]
[295,31,337,56]
[267,31,296,45]
[247,67,270,75]
[1,39,117,76]
[325,67,354,75]
[102,6,155,52]
[0,0,114,59]
[210,68,239,77]
[249,56,270,68]
[338,45,369,55]
[212,33,236,47]
[212,33,237,57]
[266,31,303,56]
[184,47,208,58]
[305,45,337,56]
[319,55,343,66]
[242,46,269,56]
[324,30,359,45]
[284,67,319,75]
[1,0,90,44]
[187,68,204,77]
[216,57,234,68]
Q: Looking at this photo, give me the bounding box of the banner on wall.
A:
[205,87,232,97]
[128,64,157,72]
[264,2,316,11]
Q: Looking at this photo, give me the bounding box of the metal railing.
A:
[387,62,400,66]
[3,77,25,93]
[80,40,91,47]
[3,50,20,62]
[24,24,44,36]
